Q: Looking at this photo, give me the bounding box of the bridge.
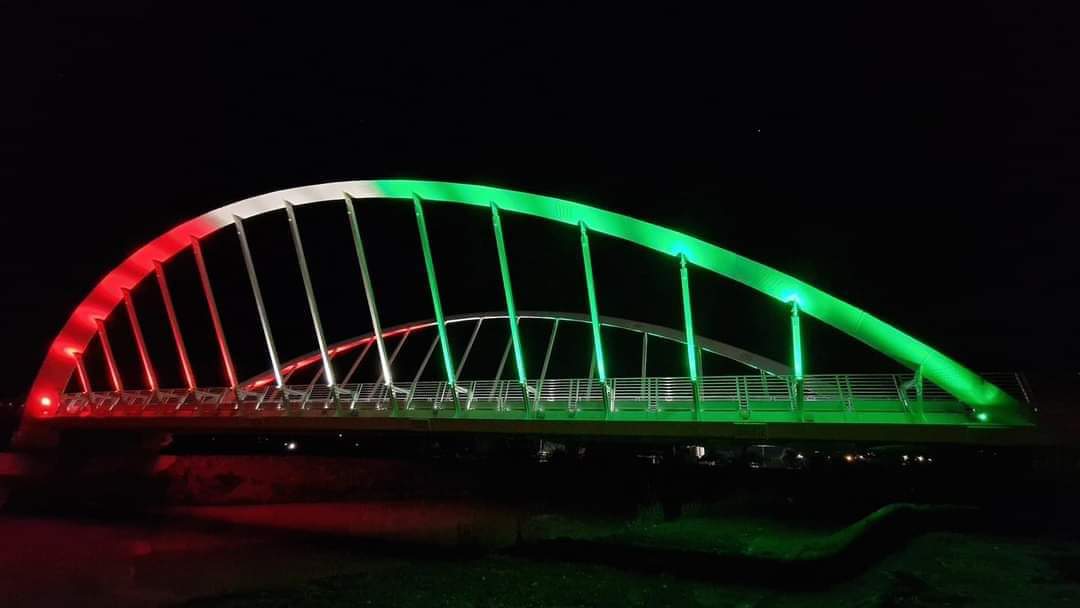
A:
[18,180,1035,447]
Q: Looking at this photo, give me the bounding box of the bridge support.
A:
[94,318,123,393]
[901,365,927,422]
[191,236,238,390]
[579,222,612,414]
[285,202,337,390]
[153,261,197,391]
[536,319,560,417]
[789,300,804,419]
[679,254,702,420]
[414,195,460,414]
[490,203,532,417]
[345,194,396,410]
[234,216,284,389]
[121,288,158,393]
[72,351,91,396]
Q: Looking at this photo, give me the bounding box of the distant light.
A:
[40,396,52,407]
[285,441,297,451]
[844,454,854,462]
[902,454,909,461]
[337,433,343,439]
[796,453,805,459]
[976,412,990,422]
[916,455,925,462]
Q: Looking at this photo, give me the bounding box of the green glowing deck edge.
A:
[376,180,1018,415]
[412,195,456,389]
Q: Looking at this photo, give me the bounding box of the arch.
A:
[242,311,792,388]
[27,179,1020,422]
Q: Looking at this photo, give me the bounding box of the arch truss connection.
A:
[29,180,1030,429]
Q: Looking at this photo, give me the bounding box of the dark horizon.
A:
[2,4,1078,400]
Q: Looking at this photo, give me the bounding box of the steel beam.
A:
[344,194,394,388]
[455,319,484,379]
[73,351,91,395]
[640,333,648,400]
[578,221,610,412]
[679,254,702,417]
[366,330,411,403]
[153,260,197,391]
[94,317,123,392]
[413,195,459,410]
[284,202,335,386]
[536,319,560,414]
[641,333,648,380]
[790,299,804,414]
[234,215,284,388]
[341,340,374,386]
[408,334,441,407]
[121,288,158,392]
[490,203,528,389]
[191,237,238,389]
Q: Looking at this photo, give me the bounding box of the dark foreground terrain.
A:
[2,424,1079,607]
[1,502,1078,608]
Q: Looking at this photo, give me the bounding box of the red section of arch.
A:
[29,215,223,417]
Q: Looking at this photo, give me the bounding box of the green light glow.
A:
[976,412,989,422]
[679,254,699,382]
[413,195,456,387]
[790,300,804,381]
[578,221,607,382]
[373,179,1019,414]
[490,203,528,386]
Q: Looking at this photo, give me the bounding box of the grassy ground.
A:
[2,502,1078,607]
[180,531,1080,608]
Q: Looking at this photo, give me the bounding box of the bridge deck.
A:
[41,373,1037,445]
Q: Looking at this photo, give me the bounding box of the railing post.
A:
[578,221,611,415]
[679,254,702,420]
[413,195,459,414]
[789,299,804,419]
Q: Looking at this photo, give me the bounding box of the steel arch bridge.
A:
[19,180,1033,446]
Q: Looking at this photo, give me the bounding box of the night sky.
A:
[2,4,1078,398]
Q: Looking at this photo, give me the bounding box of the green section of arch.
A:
[376,180,1019,417]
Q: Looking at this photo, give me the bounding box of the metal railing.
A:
[54,372,1030,421]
